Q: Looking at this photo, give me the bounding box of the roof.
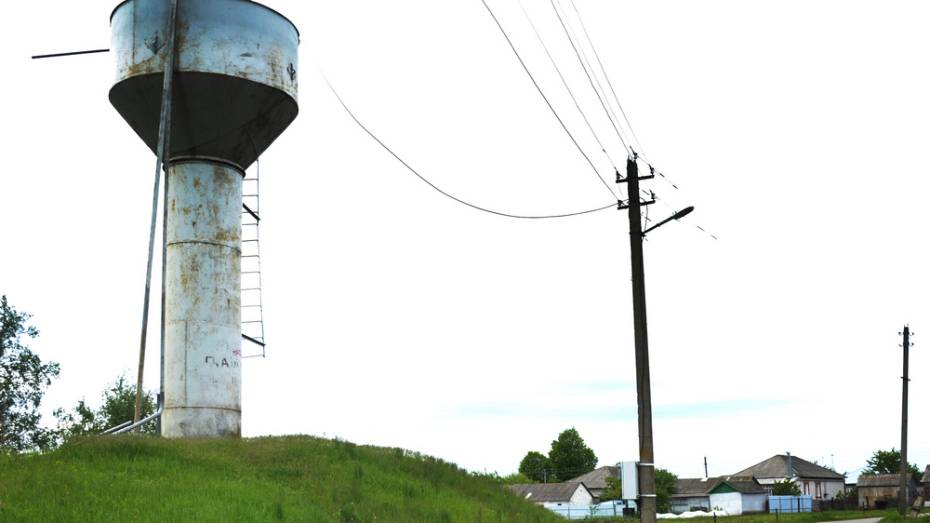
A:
[857,473,916,488]
[734,455,844,480]
[922,466,930,484]
[509,482,591,503]
[673,477,718,497]
[674,476,766,498]
[569,466,619,491]
[712,476,767,495]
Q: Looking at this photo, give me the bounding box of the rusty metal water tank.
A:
[109,0,299,437]
[109,0,299,170]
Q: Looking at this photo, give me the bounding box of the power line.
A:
[479,0,617,200]
[566,0,645,156]
[549,0,631,155]
[517,0,622,185]
[327,80,617,220]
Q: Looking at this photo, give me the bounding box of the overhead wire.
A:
[479,0,618,200]
[516,0,622,195]
[548,0,631,156]
[326,79,617,220]
[559,0,686,197]
[566,0,645,156]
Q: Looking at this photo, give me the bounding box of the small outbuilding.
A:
[569,466,619,502]
[509,482,594,508]
[708,476,768,515]
[670,478,714,513]
[856,473,921,509]
[670,476,766,515]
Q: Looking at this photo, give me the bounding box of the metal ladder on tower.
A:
[241,158,266,358]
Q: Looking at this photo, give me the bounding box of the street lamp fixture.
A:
[642,206,694,236]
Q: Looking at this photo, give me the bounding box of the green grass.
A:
[0,435,561,522]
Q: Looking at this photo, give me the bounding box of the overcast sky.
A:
[3,0,929,481]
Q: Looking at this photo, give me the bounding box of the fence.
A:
[545,501,629,520]
[768,495,812,513]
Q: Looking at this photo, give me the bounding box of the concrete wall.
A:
[570,485,594,505]
[742,493,768,513]
[709,492,743,515]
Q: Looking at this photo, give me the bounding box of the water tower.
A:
[109,0,299,437]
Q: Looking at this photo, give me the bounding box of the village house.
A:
[670,476,767,515]
[734,454,845,500]
[922,466,930,500]
[509,482,594,508]
[570,466,619,502]
[856,473,921,509]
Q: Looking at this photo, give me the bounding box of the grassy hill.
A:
[0,435,561,522]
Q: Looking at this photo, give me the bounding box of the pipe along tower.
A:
[109,0,298,437]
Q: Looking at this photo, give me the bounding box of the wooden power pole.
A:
[899,325,911,515]
[619,156,657,523]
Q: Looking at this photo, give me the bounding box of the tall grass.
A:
[0,435,560,522]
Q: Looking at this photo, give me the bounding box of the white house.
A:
[509,481,594,508]
[734,454,845,500]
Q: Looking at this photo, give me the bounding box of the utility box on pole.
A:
[622,461,640,501]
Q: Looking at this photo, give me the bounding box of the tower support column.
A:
[162,159,242,438]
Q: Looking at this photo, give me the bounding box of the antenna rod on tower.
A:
[133,0,179,426]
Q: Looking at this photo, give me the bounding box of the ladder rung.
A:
[242,320,263,323]
[241,287,261,291]
[243,223,259,226]
[241,305,262,308]
[242,239,259,243]
[241,271,261,274]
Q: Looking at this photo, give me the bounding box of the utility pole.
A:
[704,457,709,479]
[898,325,911,516]
[619,156,657,523]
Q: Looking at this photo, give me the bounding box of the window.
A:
[816,482,821,499]
[803,481,809,495]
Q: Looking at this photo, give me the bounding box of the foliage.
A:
[547,428,597,482]
[772,478,802,495]
[0,296,60,452]
[54,375,156,443]
[600,475,622,501]
[863,448,920,475]
[501,472,532,485]
[519,451,550,482]
[0,435,563,522]
[656,468,678,513]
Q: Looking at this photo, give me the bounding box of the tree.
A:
[548,428,598,482]
[656,468,678,513]
[863,448,919,475]
[519,451,550,483]
[0,296,60,452]
[600,476,622,501]
[55,375,156,443]
[772,479,801,495]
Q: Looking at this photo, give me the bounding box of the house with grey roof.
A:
[509,482,594,508]
[922,466,930,500]
[670,476,767,515]
[569,466,619,501]
[856,473,920,509]
[734,454,845,500]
